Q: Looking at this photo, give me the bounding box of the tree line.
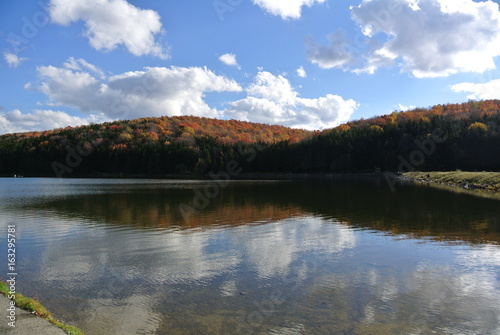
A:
[0,100,499,177]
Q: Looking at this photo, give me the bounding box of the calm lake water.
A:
[1,177,499,334]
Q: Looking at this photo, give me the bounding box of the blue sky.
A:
[1,0,500,134]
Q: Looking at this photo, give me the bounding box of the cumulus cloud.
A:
[246,71,298,105]
[295,95,357,129]
[0,109,100,135]
[36,64,107,112]
[305,31,358,70]
[31,59,242,120]
[3,52,27,67]
[49,0,168,58]
[296,66,307,78]
[226,97,296,126]
[224,71,357,129]
[398,103,416,111]
[252,0,326,19]
[451,78,500,99]
[26,60,354,131]
[64,57,106,79]
[219,53,240,68]
[309,0,500,77]
[354,0,500,77]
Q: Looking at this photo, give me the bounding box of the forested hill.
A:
[280,99,500,173]
[0,116,312,176]
[0,100,499,177]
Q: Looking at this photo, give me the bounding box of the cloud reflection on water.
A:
[1,178,499,334]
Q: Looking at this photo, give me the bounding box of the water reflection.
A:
[301,260,500,334]
[0,178,499,334]
[18,178,500,244]
[26,216,358,334]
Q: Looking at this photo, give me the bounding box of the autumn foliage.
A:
[0,100,499,176]
[0,116,312,176]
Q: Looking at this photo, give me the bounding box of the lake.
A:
[0,177,499,334]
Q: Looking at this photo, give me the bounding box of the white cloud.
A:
[252,0,326,19]
[226,97,296,126]
[309,0,500,77]
[219,53,240,68]
[350,0,500,77]
[0,109,101,135]
[3,52,27,67]
[305,31,357,70]
[246,71,298,105]
[398,104,416,111]
[296,66,307,78]
[36,64,106,112]
[27,60,354,131]
[451,79,500,99]
[49,0,168,58]
[64,57,106,79]
[224,71,357,130]
[296,95,357,129]
[32,59,242,120]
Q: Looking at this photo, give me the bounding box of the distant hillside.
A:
[0,100,499,177]
[0,115,312,176]
[330,99,500,133]
[1,115,312,146]
[252,99,500,173]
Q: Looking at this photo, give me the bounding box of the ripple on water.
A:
[1,178,500,334]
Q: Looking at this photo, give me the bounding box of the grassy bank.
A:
[0,282,84,335]
[402,171,500,193]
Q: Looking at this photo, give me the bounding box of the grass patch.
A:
[0,281,84,335]
[403,171,500,192]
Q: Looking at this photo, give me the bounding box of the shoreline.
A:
[1,172,382,180]
[401,171,500,194]
[3,171,500,195]
[0,282,83,335]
